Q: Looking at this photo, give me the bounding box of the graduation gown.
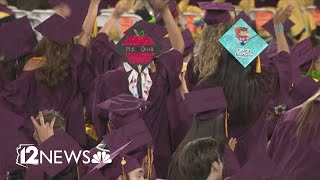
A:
[0,45,95,147]
[93,49,183,178]
[268,106,320,178]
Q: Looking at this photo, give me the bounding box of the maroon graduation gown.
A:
[0,45,95,147]
[93,49,183,178]
[268,106,320,178]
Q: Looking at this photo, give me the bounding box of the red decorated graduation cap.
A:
[262,18,294,37]
[198,1,235,25]
[0,16,37,61]
[34,14,82,45]
[96,94,150,129]
[115,22,162,73]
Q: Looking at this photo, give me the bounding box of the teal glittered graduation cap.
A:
[219,18,268,68]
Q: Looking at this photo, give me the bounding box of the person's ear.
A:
[211,161,221,173]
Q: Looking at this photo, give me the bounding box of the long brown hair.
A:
[29,37,74,87]
[296,90,320,138]
[193,21,233,80]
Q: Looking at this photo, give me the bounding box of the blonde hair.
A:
[296,90,320,138]
[193,21,233,80]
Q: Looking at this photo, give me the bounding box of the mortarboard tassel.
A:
[147,145,152,179]
[92,18,98,37]
[121,157,127,180]
[225,108,229,138]
[256,55,261,73]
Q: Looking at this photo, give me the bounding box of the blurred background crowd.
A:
[1,0,320,46]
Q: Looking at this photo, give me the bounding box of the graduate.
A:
[179,137,225,180]
[0,0,99,147]
[24,110,154,180]
[92,0,185,178]
[268,90,320,178]
[178,1,294,166]
[168,87,239,180]
[80,119,154,180]
[0,16,38,89]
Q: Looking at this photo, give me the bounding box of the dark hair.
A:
[36,109,66,130]
[197,50,273,128]
[28,37,73,87]
[179,137,221,180]
[168,115,226,180]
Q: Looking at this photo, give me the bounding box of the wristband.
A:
[275,23,284,32]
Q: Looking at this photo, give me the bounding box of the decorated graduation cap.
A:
[219,18,268,69]
[114,21,162,100]
[0,16,37,62]
[96,94,150,129]
[184,87,230,136]
[116,22,162,72]
[198,2,235,25]
[35,14,82,45]
[262,18,294,37]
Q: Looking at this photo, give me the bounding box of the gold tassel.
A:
[147,145,152,179]
[121,157,127,180]
[256,55,262,73]
[225,108,229,138]
[92,18,98,37]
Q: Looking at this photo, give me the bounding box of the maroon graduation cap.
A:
[96,94,150,129]
[0,16,37,61]
[114,22,162,73]
[198,1,235,25]
[34,14,82,45]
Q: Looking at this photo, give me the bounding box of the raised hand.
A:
[112,3,127,19]
[31,111,55,144]
[179,72,189,100]
[148,0,169,13]
[273,4,294,25]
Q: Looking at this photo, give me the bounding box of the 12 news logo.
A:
[16,144,112,168]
